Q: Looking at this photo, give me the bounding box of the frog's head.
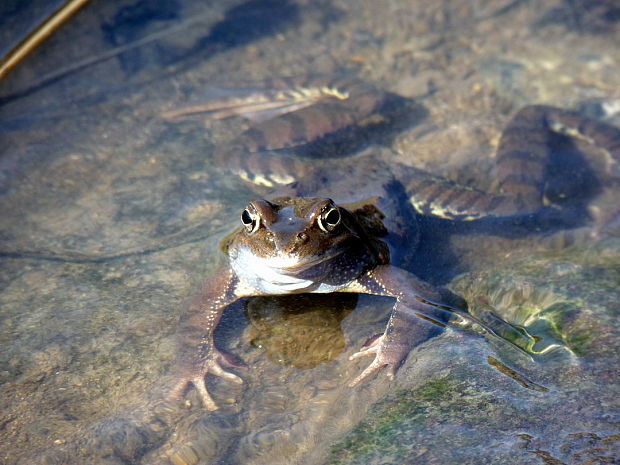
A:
[225,197,382,293]
[230,197,353,262]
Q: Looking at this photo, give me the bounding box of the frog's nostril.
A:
[297,232,308,241]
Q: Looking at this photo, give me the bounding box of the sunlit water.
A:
[1,1,619,464]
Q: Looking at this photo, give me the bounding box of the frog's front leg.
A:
[344,265,451,386]
[169,266,251,410]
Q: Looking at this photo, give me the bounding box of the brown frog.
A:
[169,195,450,410]
[164,76,620,410]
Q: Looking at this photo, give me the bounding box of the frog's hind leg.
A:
[405,105,620,223]
[493,105,553,209]
[161,76,381,122]
[234,77,384,153]
[214,146,306,187]
[404,106,553,221]
[174,77,386,188]
[161,84,326,122]
[163,76,385,152]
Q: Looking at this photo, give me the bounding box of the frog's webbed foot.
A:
[348,334,406,387]
[168,350,243,411]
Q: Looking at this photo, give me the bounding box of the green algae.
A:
[451,240,620,359]
[328,378,461,465]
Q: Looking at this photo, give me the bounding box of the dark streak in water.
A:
[487,356,549,392]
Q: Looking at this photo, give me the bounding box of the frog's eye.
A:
[241,207,260,233]
[318,206,341,232]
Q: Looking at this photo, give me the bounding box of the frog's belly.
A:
[231,249,350,295]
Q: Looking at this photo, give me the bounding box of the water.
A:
[1,0,619,464]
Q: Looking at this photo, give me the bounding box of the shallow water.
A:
[1,0,619,464]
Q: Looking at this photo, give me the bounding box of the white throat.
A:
[231,246,346,294]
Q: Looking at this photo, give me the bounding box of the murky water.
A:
[1,1,619,464]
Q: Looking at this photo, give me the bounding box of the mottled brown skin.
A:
[165,77,620,409]
[169,197,448,410]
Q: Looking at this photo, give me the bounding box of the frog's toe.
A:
[167,378,189,402]
[348,334,407,387]
[167,375,218,411]
[349,336,381,361]
[348,335,391,386]
[192,376,219,411]
[168,354,243,410]
[209,359,243,384]
[348,358,390,387]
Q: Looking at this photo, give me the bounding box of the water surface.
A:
[1,1,619,464]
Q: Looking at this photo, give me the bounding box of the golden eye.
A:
[318,205,341,232]
[241,206,260,233]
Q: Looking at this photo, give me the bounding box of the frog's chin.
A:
[230,246,347,294]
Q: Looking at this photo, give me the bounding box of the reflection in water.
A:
[244,293,357,369]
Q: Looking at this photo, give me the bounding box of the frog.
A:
[168,194,454,410]
[163,76,620,410]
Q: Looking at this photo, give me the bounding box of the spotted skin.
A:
[169,267,243,410]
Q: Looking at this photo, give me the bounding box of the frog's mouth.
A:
[256,248,345,274]
[232,244,347,277]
